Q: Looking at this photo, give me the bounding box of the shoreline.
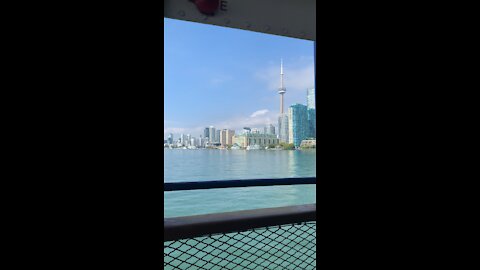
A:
[163,147,316,151]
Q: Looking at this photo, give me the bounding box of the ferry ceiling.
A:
[164,0,316,41]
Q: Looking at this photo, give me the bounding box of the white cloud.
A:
[250,109,269,118]
[212,109,278,132]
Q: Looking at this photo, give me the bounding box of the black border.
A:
[8,1,463,268]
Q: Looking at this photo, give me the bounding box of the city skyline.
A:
[165,71,315,148]
[164,59,315,146]
[164,59,315,143]
[164,18,314,139]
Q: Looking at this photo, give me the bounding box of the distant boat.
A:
[246,145,261,150]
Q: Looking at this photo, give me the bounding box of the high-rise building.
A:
[307,108,316,138]
[288,104,308,147]
[220,129,227,146]
[278,114,289,142]
[307,88,315,109]
[306,88,316,138]
[226,129,235,145]
[220,129,235,146]
[167,133,174,145]
[215,129,221,143]
[264,124,275,135]
[208,126,216,143]
[204,127,210,141]
[180,134,186,146]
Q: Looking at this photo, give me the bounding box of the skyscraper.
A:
[204,127,210,141]
[215,129,221,143]
[167,133,174,145]
[226,129,235,145]
[288,104,308,147]
[181,134,188,146]
[279,114,289,142]
[307,108,316,138]
[307,88,316,138]
[220,129,227,146]
[268,124,275,135]
[307,88,315,109]
[208,126,216,143]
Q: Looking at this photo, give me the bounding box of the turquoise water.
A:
[164,149,316,217]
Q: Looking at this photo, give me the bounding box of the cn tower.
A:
[278,59,286,114]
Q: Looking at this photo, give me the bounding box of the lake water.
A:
[164,149,316,217]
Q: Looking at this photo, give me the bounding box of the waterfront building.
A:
[263,124,275,135]
[209,126,216,143]
[306,88,316,138]
[307,108,316,138]
[288,104,309,147]
[204,127,209,141]
[198,135,203,148]
[219,129,235,146]
[233,133,279,148]
[226,129,235,145]
[220,129,227,146]
[215,129,221,143]
[278,114,289,142]
[167,133,174,145]
[307,88,315,109]
[300,139,316,148]
[180,133,186,146]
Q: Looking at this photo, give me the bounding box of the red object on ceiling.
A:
[191,0,220,16]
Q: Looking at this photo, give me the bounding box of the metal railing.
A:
[164,177,316,270]
[164,177,316,192]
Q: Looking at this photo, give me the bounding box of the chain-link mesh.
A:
[164,221,316,270]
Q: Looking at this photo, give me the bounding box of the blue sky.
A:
[164,18,315,139]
